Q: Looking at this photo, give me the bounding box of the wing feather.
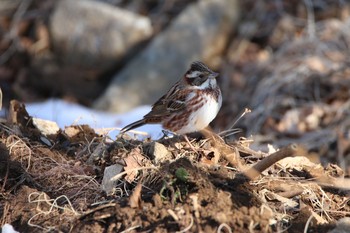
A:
[144,82,188,120]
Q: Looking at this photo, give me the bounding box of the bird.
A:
[120,61,222,145]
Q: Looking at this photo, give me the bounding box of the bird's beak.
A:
[210,72,219,79]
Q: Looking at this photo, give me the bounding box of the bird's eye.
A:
[198,74,204,78]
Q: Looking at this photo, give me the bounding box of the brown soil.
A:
[1,1,350,232]
[1,102,349,233]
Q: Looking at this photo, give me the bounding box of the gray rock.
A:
[87,142,108,164]
[101,164,123,195]
[147,142,172,164]
[50,0,152,70]
[0,0,21,15]
[94,0,240,112]
[328,217,350,233]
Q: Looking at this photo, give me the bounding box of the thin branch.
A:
[110,166,157,182]
[244,144,308,180]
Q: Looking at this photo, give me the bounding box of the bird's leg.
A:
[160,130,175,140]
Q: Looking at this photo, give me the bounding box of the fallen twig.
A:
[79,203,116,219]
[244,144,308,180]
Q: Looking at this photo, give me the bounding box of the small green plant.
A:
[159,167,190,204]
[175,167,189,182]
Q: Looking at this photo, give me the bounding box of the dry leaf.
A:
[260,189,298,209]
[311,209,328,224]
[32,118,60,137]
[64,125,96,142]
[7,100,30,126]
[199,148,220,166]
[129,181,142,208]
[277,156,321,171]
[123,148,146,183]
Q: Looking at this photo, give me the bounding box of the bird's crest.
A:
[190,61,212,73]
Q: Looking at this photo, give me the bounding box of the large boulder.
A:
[94,0,240,112]
[50,0,153,70]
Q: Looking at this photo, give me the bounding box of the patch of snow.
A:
[2,224,19,233]
[23,99,163,140]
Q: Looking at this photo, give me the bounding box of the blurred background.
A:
[1,0,350,173]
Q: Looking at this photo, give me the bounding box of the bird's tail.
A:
[120,119,146,134]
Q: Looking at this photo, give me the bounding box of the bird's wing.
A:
[144,82,188,121]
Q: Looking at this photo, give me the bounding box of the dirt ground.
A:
[1,0,350,232]
[0,101,349,233]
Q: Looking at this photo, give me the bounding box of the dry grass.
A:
[1,2,350,232]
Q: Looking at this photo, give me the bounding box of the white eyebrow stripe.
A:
[186,71,201,78]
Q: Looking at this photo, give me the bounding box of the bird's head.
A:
[184,61,219,88]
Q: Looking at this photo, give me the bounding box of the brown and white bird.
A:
[120,61,222,137]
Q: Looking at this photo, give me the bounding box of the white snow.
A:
[21,99,164,140]
[1,224,19,233]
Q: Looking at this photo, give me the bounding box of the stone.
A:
[101,164,123,195]
[32,118,60,137]
[50,0,153,70]
[94,0,240,112]
[147,142,172,164]
[0,1,21,15]
[328,217,350,233]
[87,142,108,164]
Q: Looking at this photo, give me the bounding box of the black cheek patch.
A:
[191,77,208,86]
